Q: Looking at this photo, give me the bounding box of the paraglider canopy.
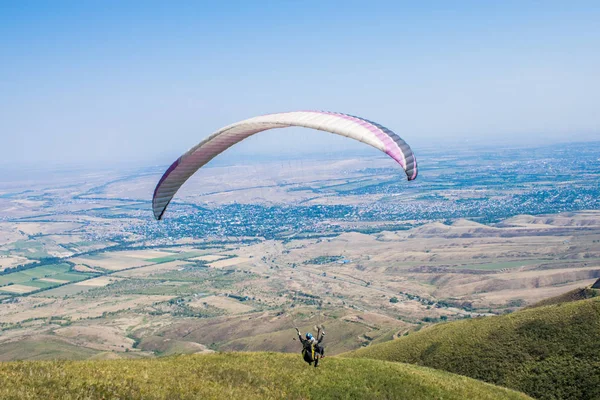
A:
[153,111,418,220]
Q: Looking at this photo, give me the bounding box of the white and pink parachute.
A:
[152,111,418,220]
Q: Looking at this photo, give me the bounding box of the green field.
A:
[0,263,95,292]
[0,353,530,399]
[345,291,600,400]
[51,272,90,282]
[0,263,70,286]
[24,280,60,289]
[22,264,71,276]
[0,272,32,286]
[5,240,50,259]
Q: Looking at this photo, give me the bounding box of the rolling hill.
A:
[0,352,530,399]
[523,287,598,309]
[345,291,600,400]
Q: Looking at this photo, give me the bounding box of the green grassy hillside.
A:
[345,296,600,400]
[525,287,598,309]
[0,352,529,399]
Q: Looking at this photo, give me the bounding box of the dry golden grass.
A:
[0,255,31,271]
[0,284,38,294]
[0,295,174,323]
[73,264,102,273]
[189,295,254,314]
[71,252,154,271]
[209,257,251,269]
[113,260,192,278]
[74,276,120,287]
[54,325,136,352]
[38,278,69,284]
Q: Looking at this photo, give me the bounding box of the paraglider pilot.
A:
[296,327,325,366]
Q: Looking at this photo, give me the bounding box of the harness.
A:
[302,341,315,361]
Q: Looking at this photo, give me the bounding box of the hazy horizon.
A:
[2,1,599,168]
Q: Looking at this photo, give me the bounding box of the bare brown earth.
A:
[0,211,598,360]
[0,255,31,271]
[0,162,598,360]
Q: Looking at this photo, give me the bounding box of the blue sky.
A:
[1,1,599,167]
